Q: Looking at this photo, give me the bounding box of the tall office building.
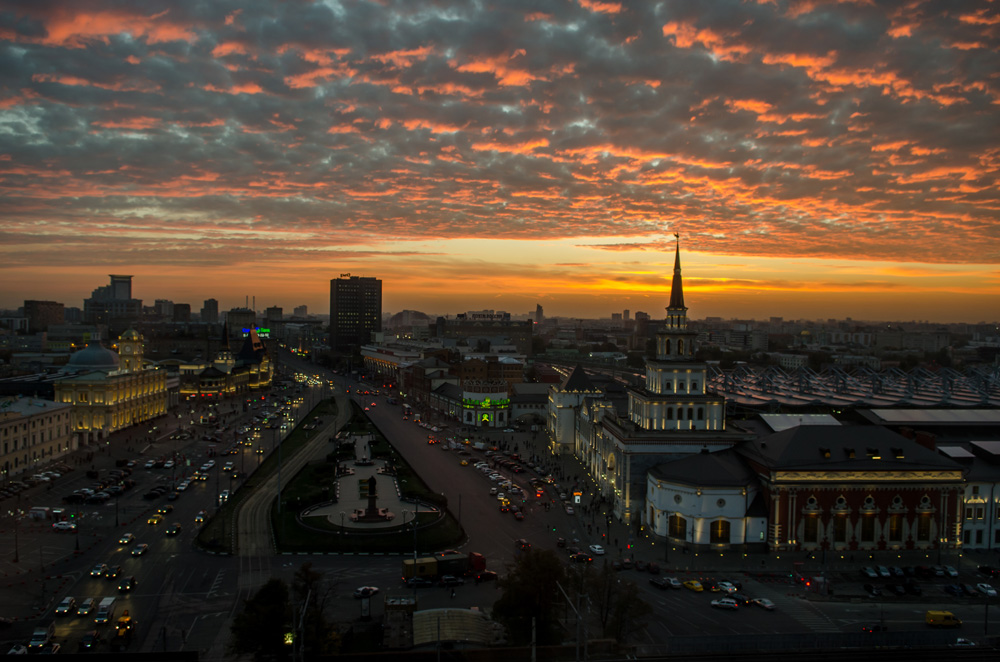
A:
[24,300,64,332]
[201,298,219,324]
[329,276,382,351]
[265,306,283,322]
[83,274,141,326]
[293,305,308,318]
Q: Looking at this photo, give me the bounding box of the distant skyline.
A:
[1,2,997,324]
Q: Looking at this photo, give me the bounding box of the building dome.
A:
[66,342,120,371]
[120,327,142,342]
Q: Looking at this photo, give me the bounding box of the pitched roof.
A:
[737,425,961,472]
[560,364,597,392]
[667,237,685,310]
[649,448,756,487]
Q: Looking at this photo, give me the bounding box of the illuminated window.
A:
[709,519,730,544]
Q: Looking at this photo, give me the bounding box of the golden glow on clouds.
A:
[0,0,996,321]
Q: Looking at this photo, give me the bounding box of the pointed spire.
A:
[667,232,686,310]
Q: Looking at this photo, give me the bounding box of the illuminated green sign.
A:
[462,397,510,409]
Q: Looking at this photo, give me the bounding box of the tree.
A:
[291,563,341,657]
[229,578,292,661]
[607,579,649,643]
[492,549,567,645]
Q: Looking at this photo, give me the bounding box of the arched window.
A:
[687,408,694,420]
[669,514,686,539]
[665,339,671,354]
[677,408,683,420]
[667,408,673,420]
[678,339,684,355]
[697,408,704,420]
[710,519,731,544]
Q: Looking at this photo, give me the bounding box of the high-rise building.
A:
[535,304,544,324]
[173,303,191,323]
[330,276,382,351]
[154,299,174,318]
[226,308,257,342]
[83,275,141,327]
[293,305,308,318]
[24,300,64,332]
[201,298,219,324]
[265,306,283,322]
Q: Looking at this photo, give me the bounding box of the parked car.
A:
[860,567,879,579]
[977,583,997,597]
[649,577,671,590]
[406,577,433,588]
[944,565,959,578]
[944,584,962,597]
[438,575,465,587]
[863,583,882,597]
[353,586,378,599]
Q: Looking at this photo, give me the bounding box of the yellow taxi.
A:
[683,580,704,592]
[147,513,164,525]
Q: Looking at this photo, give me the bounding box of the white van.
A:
[95,597,117,624]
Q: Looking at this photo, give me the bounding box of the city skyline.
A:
[1,1,997,323]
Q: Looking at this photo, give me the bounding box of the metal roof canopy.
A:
[971,441,1000,458]
[938,446,975,459]
[760,413,842,433]
[865,409,1000,425]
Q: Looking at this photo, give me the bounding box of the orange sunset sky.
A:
[0,1,997,323]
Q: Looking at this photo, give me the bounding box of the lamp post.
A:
[340,511,346,536]
[12,509,20,563]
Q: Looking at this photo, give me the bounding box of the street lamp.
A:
[340,511,345,536]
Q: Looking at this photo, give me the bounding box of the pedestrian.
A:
[451,589,456,599]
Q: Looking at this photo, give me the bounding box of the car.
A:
[219,489,230,504]
[977,582,997,597]
[165,523,182,536]
[474,570,498,583]
[353,586,379,599]
[54,596,76,615]
[52,521,76,532]
[944,565,959,578]
[514,511,525,521]
[144,460,155,469]
[90,563,108,578]
[515,538,531,551]
[753,598,776,610]
[862,624,889,633]
[103,564,122,579]
[876,565,891,578]
[570,552,592,563]
[711,597,739,610]
[977,565,1000,578]
[962,583,980,597]
[647,562,661,575]
[147,514,164,525]
[863,583,882,597]
[890,566,905,578]
[589,544,605,556]
[79,630,100,650]
[931,565,947,577]
[195,511,206,524]
[118,533,135,545]
[885,583,905,596]
[683,580,704,592]
[717,581,738,594]
[663,577,682,589]
[649,577,671,590]
[406,577,434,588]
[944,584,962,597]
[131,543,149,556]
[157,505,174,515]
[438,575,465,587]
[565,506,575,515]
[861,567,879,579]
[556,537,567,548]
[76,597,96,616]
[118,575,136,592]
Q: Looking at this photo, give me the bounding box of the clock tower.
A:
[118,328,143,373]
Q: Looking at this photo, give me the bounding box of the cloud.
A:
[0,0,996,319]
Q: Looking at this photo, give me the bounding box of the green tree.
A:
[492,549,568,645]
[606,579,649,642]
[229,578,292,661]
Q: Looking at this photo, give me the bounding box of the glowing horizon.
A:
[0,1,997,323]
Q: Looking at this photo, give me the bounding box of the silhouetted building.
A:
[24,300,64,332]
[329,275,382,351]
[173,303,191,323]
[83,275,142,327]
[265,306,283,322]
[201,298,219,324]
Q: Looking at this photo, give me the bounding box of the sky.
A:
[0,0,998,323]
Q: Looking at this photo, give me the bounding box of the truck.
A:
[402,552,486,580]
[94,597,117,624]
[925,610,962,627]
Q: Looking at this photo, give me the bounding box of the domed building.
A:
[54,330,167,445]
